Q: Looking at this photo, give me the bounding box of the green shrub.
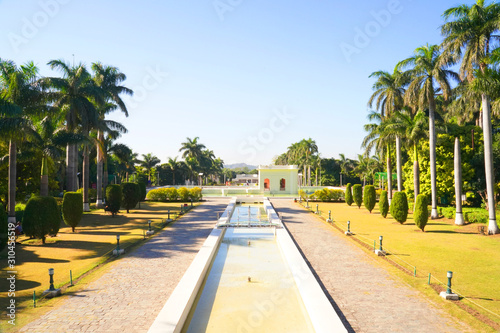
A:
[189,187,202,201]
[379,190,389,218]
[464,210,488,224]
[298,190,307,200]
[390,191,408,224]
[0,204,7,251]
[137,181,147,202]
[77,188,97,202]
[166,187,178,201]
[62,192,83,232]
[15,203,26,222]
[363,185,376,213]
[352,184,362,208]
[414,194,428,232]
[121,182,140,213]
[146,187,179,201]
[106,185,122,217]
[345,183,353,206]
[22,196,60,243]
[178,187,189,201]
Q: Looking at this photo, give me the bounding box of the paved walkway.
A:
[271,198,472,333]
[20,198,229,333]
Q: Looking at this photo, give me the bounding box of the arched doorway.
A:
[264,178,270,190]
[280,178,286,191]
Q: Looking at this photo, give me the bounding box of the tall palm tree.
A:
[386,109,428,203]
[92,63,133,208]
[41,60,103,193]
[338,153,352,186]
[441,0,500,233]
[166,157,180,185]
[140,153,160,184]
[397,44,458,219]
[179,137,206,160]
[0,59,43,223]
[368,69,408,192]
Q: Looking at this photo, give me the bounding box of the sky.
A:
[0,0,478,166]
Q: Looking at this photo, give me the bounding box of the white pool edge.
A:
[147,227,225,333]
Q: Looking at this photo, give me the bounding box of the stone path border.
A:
[20,198,229,333]
[271,198,472,333]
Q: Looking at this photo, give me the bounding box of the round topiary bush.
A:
[363,185,376,213]
[345,183,353,206]
[106,185,122,217]
[379,190,389,218]
[390,191,408,224]
[62,192,83,232]
[121,182,140,213]
[0,204,8,251]
[352,184,362,208]
[23,196,60,244]
[189,187,202,201]
[178,187,189,201]
[414,194,428,232]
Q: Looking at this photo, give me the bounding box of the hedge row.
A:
[146,187,202,202]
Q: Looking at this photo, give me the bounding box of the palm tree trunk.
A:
[8,140,16,224]
[66,143,75,191]
[482,94,499,234]
[413,143,420,206]
[454,137,464,225]
[103,157,108,194]
[73,144,79,189]
[308,165,311,186]
[96,131,104,208]
[396,136,402,191]
[40,155,49,196]
[387,143,392,203]
[429,96,439,219]
[83,145,90,212]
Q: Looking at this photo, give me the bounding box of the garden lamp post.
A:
[148,220,152,232]
[447,271,453,294]
[347,221,351,233]
[48,268,55,291]
[116,235,120,253]
[379,235,383,251]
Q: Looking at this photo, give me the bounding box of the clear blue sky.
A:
[0,0,477,165]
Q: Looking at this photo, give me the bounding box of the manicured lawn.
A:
[304,201,500,330]
[0,201,198,331]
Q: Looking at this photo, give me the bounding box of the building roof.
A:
[258,165,298,170]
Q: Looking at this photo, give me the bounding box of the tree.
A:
[23,196,60,244]
[166,157,180,185]
[62,192,83,232]
[352,184,362,208]
[390,192,409,224]
[106,185,122,217]
[338,153,352,186]
[414,194,429,231]
[345,183,353,206]
[363,185,376,213]
[140,153,160,184]
[397,44,458,219]
[179,137,206,161]
[121,182,140,213]
[379,190,389,218]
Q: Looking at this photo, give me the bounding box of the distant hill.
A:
[224,163,258,170]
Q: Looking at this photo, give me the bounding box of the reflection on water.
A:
[182,228,314,333]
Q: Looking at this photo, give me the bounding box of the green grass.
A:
[0,201,198,332]
[305,201,500,331]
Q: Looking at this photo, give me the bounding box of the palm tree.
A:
[41,60,103,193]
[338,153,352,186]
[179,137,206,160]
[92,63,133,208]
[166,157,180,185]
[354,154,370,186]
[140,153,160,184]
[441,0,500,233]
[0,59,43,223]
[397,44,458,219]
[368,69,408,192]
[386,109,428,203]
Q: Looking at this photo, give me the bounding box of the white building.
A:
[258,165,298,195]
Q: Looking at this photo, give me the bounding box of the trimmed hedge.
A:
[363,185,376,213]
[390,191,408,224]
[178,187,189,201]
[138,181,147,202]
[121,182,140,213]
[62,192,83,232]
[352,184,362,208]
[106,185,122,217]
[345,183,353,206]
[0,204,7,251]
[23,196,60,244]
[77,188,97,202]
[414,194,428,232]
[313,188,345,202]
[379,190,389,218]
[189,187,202,201]
[146,187,202,202]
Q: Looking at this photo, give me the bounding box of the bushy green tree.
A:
[363,185,376,213]
[178,187,189,201]
[0,204,8,251]
[414,194,428,231]
[106,185,122,217]
[23,196,60,244]
[352,184,362,208]
[137,181,147,207]
[379,190,389,218]
[345,183,353,206]
[390,191,408,224]
[62,192,83,232]
[121,182,140,213]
